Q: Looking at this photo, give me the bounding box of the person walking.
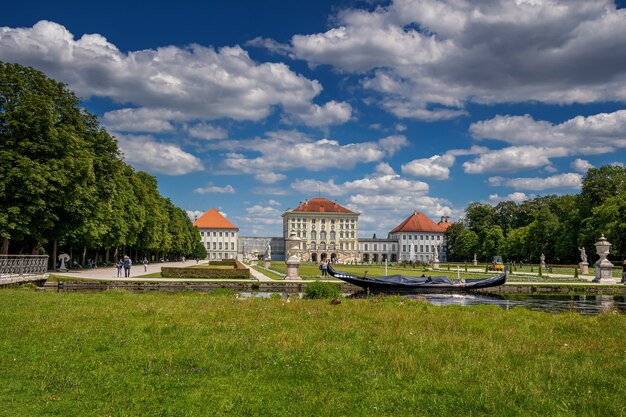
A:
[143,257,148,272]
[115,259,123,278]
[123,255,132,277]
[320,259,328,278]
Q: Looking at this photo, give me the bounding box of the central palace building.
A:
[281,197,451,263]
[193,197,451,263]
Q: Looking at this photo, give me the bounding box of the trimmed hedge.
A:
[162,260,250,279]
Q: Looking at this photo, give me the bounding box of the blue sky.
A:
[2,0,626,237]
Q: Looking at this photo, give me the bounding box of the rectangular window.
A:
[374,244,377,251]
[425,235,429,240]
[365,244,368,251]
[383,244,386,251]
[408,235,412,240]
[403,245,406,252]
[414,245,418,252]
[403,235,407,240]
[213,231,216,236]
[219,242,222,249]
[431,245,435,253]
[420,245,424,252]
[213,242,216,250]
[231,242,234,250]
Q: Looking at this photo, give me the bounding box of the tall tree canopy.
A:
[0,62,201,262]
[446,166,626,263]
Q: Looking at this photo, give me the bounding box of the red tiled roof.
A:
[292,198,354,213]
[193,208,238,229]
[390,211,446,233]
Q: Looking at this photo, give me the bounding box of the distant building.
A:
[193,208,238,260]
[238,237,285,261]
[358,234,398,262]
[282,197,360,263]
[388,211,450,262]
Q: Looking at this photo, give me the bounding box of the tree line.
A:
[445,165,626,264]
[0,62,206,266]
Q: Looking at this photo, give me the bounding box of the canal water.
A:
[239,292,626,315]
[404,293,626,315]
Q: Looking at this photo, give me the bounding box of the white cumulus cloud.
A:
[257,0,626,121]
[571,158,594,173]
[115,134,203,175]
[194,183,236,194]
[0,20,351,127]
[487,173,582,191]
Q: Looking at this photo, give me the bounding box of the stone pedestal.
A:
[579,262,589,275]
[285,259,301,280]
[592,235,616,284]
[432,261,440,270]
[472,253,477,266]
[264,260,271,269]
[250,259,258,266]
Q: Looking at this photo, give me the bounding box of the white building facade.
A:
[282,198,360,263]
[193,208,239,260]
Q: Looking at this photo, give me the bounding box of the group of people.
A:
[115,255,142,277]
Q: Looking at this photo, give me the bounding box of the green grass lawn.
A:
[0,288,624,416]
[268,261,589,282]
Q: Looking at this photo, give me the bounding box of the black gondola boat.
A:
[327,264,507,293]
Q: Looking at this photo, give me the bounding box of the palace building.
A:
[193,208,239,260]
[281,198,360,263]
[359,212,451,263]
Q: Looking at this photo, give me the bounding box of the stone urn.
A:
[593,235,616,284]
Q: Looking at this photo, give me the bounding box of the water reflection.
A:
[401,293,626,315]
[237,291,626,315]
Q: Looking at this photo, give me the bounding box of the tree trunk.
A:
[113,244,119,262]
[52,239,58,270]
[1,236,9,255]
[105,247,110,264]
[81,246,87,266]
[31,241,41,255]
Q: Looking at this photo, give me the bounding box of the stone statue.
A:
[264,242,271,261]
[433,245,439,261]
[540,253,546,266]
[579,247,587,264]
[57,253,70,271]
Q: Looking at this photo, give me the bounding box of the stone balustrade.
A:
[0,255,49,284]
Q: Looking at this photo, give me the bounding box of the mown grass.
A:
[0,289,624,416]
[268,261,584,281]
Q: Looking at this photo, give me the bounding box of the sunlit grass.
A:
[0,289,624,416]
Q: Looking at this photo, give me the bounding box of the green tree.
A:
[504,226,529,262]
[0,62,102,255]
[482,225,505,260]
[580,191,626,259]
[526,206,560,262]
[579,165,626,219]
[456,230,480,261]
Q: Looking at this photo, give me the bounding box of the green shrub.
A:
[304,281,342,299]
[574,268,579,278]
[161,265,250,279]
